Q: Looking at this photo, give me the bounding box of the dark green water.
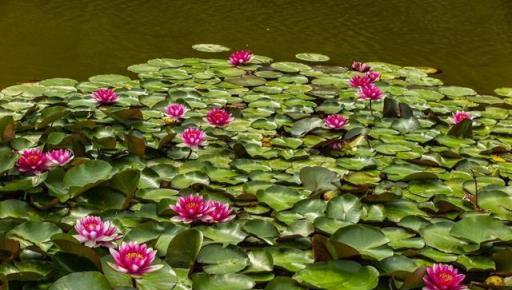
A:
[0,0,511,94]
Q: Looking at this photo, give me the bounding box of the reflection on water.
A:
[0,0,511,93]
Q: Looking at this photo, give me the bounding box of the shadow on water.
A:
[0,0,511,93]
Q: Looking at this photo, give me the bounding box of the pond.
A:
[0,0,511,93]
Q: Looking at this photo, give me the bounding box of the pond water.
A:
[0,0,511,94]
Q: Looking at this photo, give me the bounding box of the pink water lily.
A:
[16,148,49,174]
[366,71,381,82]
[165,103,187,120]
[349,75,373,88]
[170,194,213,223]
[46,149,74,166]
[179,127,206,149]
[451,111,472,124]
[358,84,384,101]
[73,216,121,248]
[351,61,371,72]
[423,263,467,290]
[229,50,253,66]
[92,88,118,104]
[206,108,233,127]
[324,114,349,130]
[202,200,235,224]
[108,242,162,277]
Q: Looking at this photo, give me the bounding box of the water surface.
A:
[0,0,511,93]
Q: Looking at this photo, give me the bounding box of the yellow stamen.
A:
[126,252,144,260]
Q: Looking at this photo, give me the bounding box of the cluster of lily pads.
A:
[1,44,512,290]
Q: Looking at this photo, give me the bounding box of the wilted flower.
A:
[206,108,233,127]
[329,140,344,151]
[349,75,373,88]
[451,111,472,124]
[16,148,49,174]
[170,194,213,223]
[202,201,235,223]
[229,50,253,66]
[358,84,384,101]
[73,216,121,248]
[91,88,118,104]
[164,103,187,120]
[366,71,381,82]
[46,149,74,166]
[351,61,371,72]
[423,263,467,290]
[108,242,162,277]
[324,114,349,130]
[179,127,206,149]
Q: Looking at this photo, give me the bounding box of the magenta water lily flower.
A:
[358,84,384,101]
[349,75,373,88]
[351,61,371,72]
[170,194,213,223]
[16,148,49,174]
[108,242,162,277]
[423,263,467,290]
[229,50,253,66]
[366,71,381,82]
[451,111,472,124]
[202,200,235,224]
[73,216,121,248]
[92,88,118,104]
[165,103,187,120]
[46,149,74,166]
[179,127,206,149]
[324,114,349,130]
[206,108,233,127]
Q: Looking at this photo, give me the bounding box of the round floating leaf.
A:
[438,86,477,97]
[267,248,313,272]
[270,62,311,73]
[88,74,130,86]
[300,166,340,194]
[225,76,266,87]
[191,273,254,290]
[136,260,177,290]
[171,172,210,189]
[197,244,249,274]
[192,44,230,53]
[450,215,512,244]
[243,219,279,243]
[49,272,112,290]
[329,224,393,261]
[327,194,362,223]
[166,229,203,269]
[295,53,330,62]
[63,160,113,197]
[264,276,304,290]
[420,222,467,254]
[478,190,512,220]
[8,221,63,252]
[495,87,512,97]
[256,185,304,212]
[291,117,323,137]
[293,260,379,290]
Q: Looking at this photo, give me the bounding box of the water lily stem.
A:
[186,148,193,160]
[369,100,374,117]
[132,278,137,288]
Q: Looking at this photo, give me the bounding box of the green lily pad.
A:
[192,44,231,53]
[295,53,330,62]
[293,260,379,290]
